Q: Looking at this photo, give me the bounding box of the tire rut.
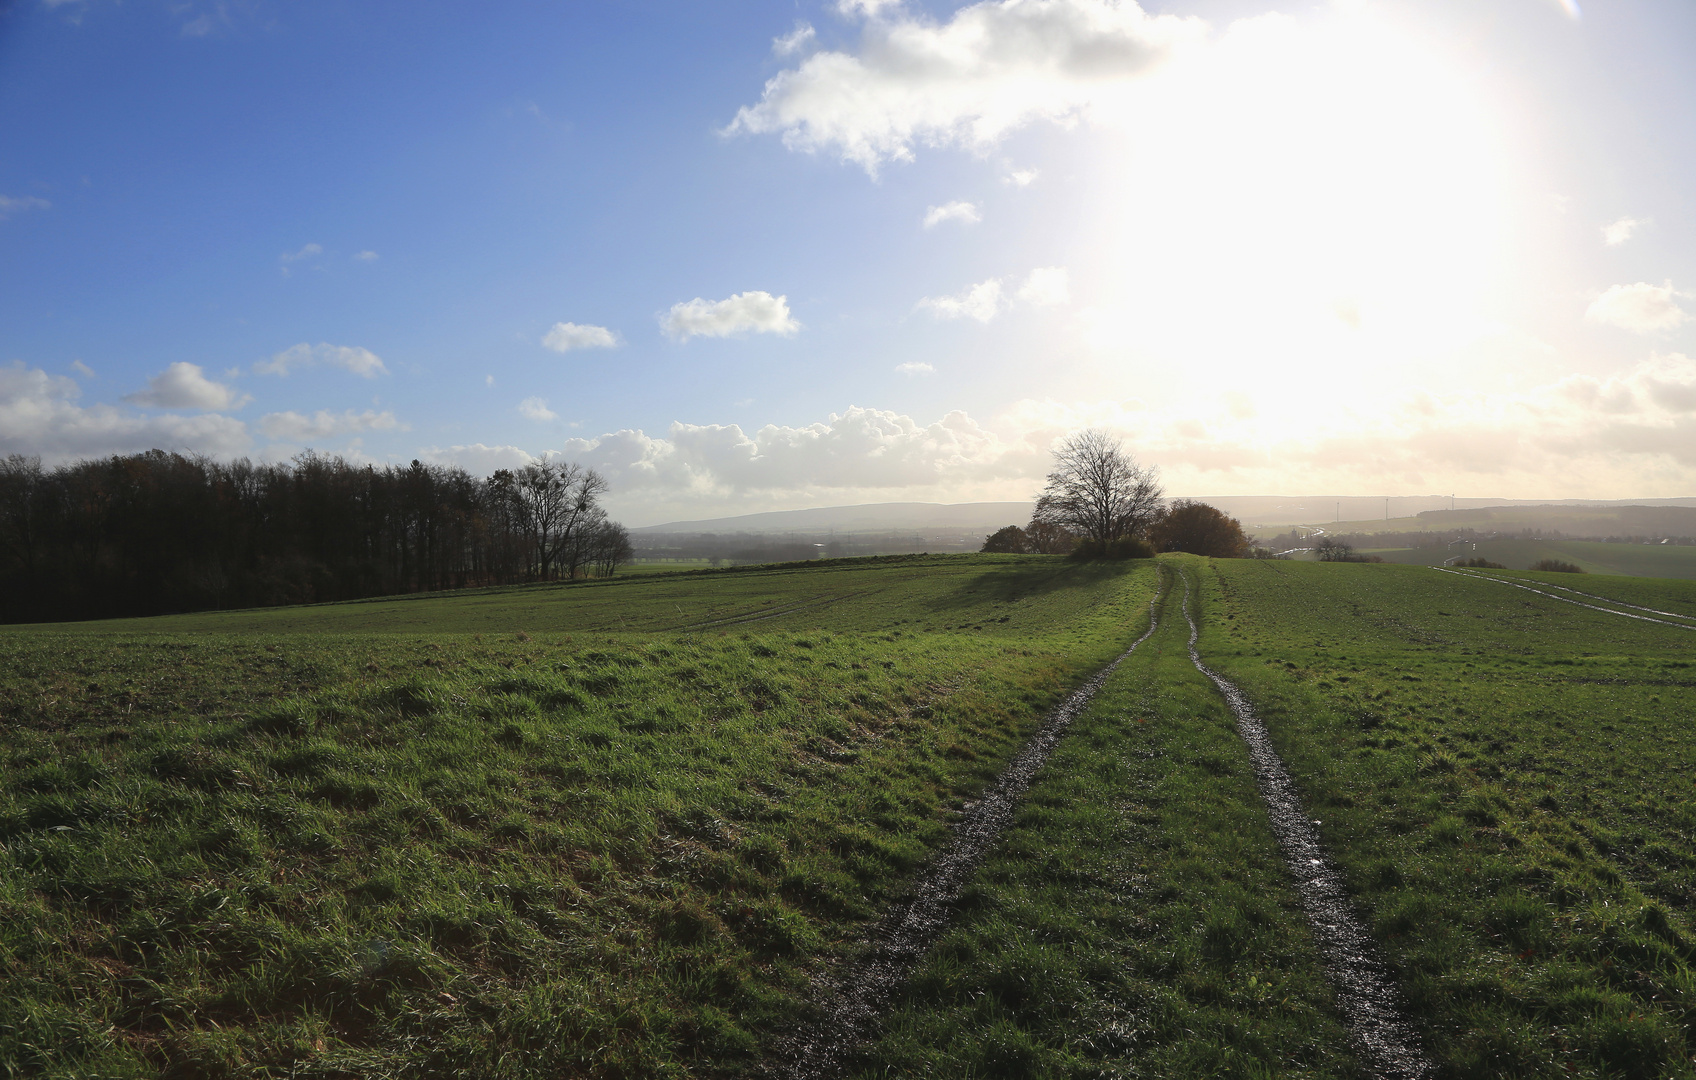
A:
[768,568,1173,1079]
[1178,567,1433,1080]
[1435,567,1696,630]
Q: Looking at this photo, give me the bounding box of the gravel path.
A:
[769,570,1172,1079]
[1178,567,1433,1080]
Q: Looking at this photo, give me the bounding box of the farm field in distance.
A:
[3,554,1694,1078]
[1361,538,1696,579]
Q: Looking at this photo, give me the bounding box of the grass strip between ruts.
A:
[850,559,1366,1079]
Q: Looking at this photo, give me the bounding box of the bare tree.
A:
[1032,430,1162,545]
[514,461,610,580]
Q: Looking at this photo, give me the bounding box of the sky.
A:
[3,0,1695,525]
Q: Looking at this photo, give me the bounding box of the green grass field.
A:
[1199,559,1696,1077]
[0,555,1164,1078]
[1360,539,1696,579]
[4,553,1694,1078]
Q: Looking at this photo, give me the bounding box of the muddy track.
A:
[1178,568,1433,1080]
[767,568,1173,1079]
[1434,567,1696,631]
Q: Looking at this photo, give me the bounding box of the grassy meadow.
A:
[4,552,1695,1078]
[0,555,1162,1079]
[1196,559,1696,1078]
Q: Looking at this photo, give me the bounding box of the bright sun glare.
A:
[1080,10,1513,420]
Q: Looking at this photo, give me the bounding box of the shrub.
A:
[980,525,1030,554]
[1458,558,1506,569]
[1529,559,1584,573]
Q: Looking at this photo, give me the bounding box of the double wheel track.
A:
[778,564,1433,1079]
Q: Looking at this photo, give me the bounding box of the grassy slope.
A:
[1199,559,1696,1079]
[0,555,1157,1079]
[853,559,1365,1079]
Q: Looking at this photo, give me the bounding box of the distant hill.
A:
[635,496,1696,537]
[632,502,1035,536]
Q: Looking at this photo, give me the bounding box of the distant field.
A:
[1362,538,1696,578]
[6,553,1695,1078]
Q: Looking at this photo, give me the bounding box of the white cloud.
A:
[70,360,95,378]
[485,374,495,387]
[259,409,401,441]
[0,361,249,463]
[123,362,251,410]
[0,194,51,219]
[1005,169,1038,186]
[1017,265,1070,306]
[726,0,1204,173]
[254,342,390,378]
[1585,282,1689,335]
[923,200,982,228]
[662,291,801,341]
[418,443,540,475]
[1601,217,1646,246]
[354,250,380,261]
[280,243,322,263]
[774,21,816,55]
[542,321,621,352]
[918,278,1003,322]
[895,361,935,375]
[518,396,558,421]
[836,0,903,16]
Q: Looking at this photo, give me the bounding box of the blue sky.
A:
[4,0,1695,523]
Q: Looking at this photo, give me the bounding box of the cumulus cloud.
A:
[1585,282,1689,335]
[1017,265,1070,306]
[424,351,1696,521]
[895,361,935,375]
[258,409,401,441]
[1005,169,1038,186]
[417,443,541,475]
[918,278,1004,322]
[124,362,251,410]
[254,342,390,378]
[0,194,51,220]
[774,21,816,55]
[918,267,1067,321]
[543,321,621,352]
[518,396,558,421]
[0,360,249,462]
[726,0,1204,173]
[354,250,380,261]
[662,291,801,341]
[559,406,1044,501]
[923,200,982,228]
[70,360,95,378]
[1602,217,1646,246]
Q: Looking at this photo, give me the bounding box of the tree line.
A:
[0,450,633,623]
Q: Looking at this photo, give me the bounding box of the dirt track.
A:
[768,571,1172,1078]
[1179,568,1433,1080]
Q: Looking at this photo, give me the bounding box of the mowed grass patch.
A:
[1197,558,1696,1079]
[0,556,1158,1079]
[853,563,1365,1079]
